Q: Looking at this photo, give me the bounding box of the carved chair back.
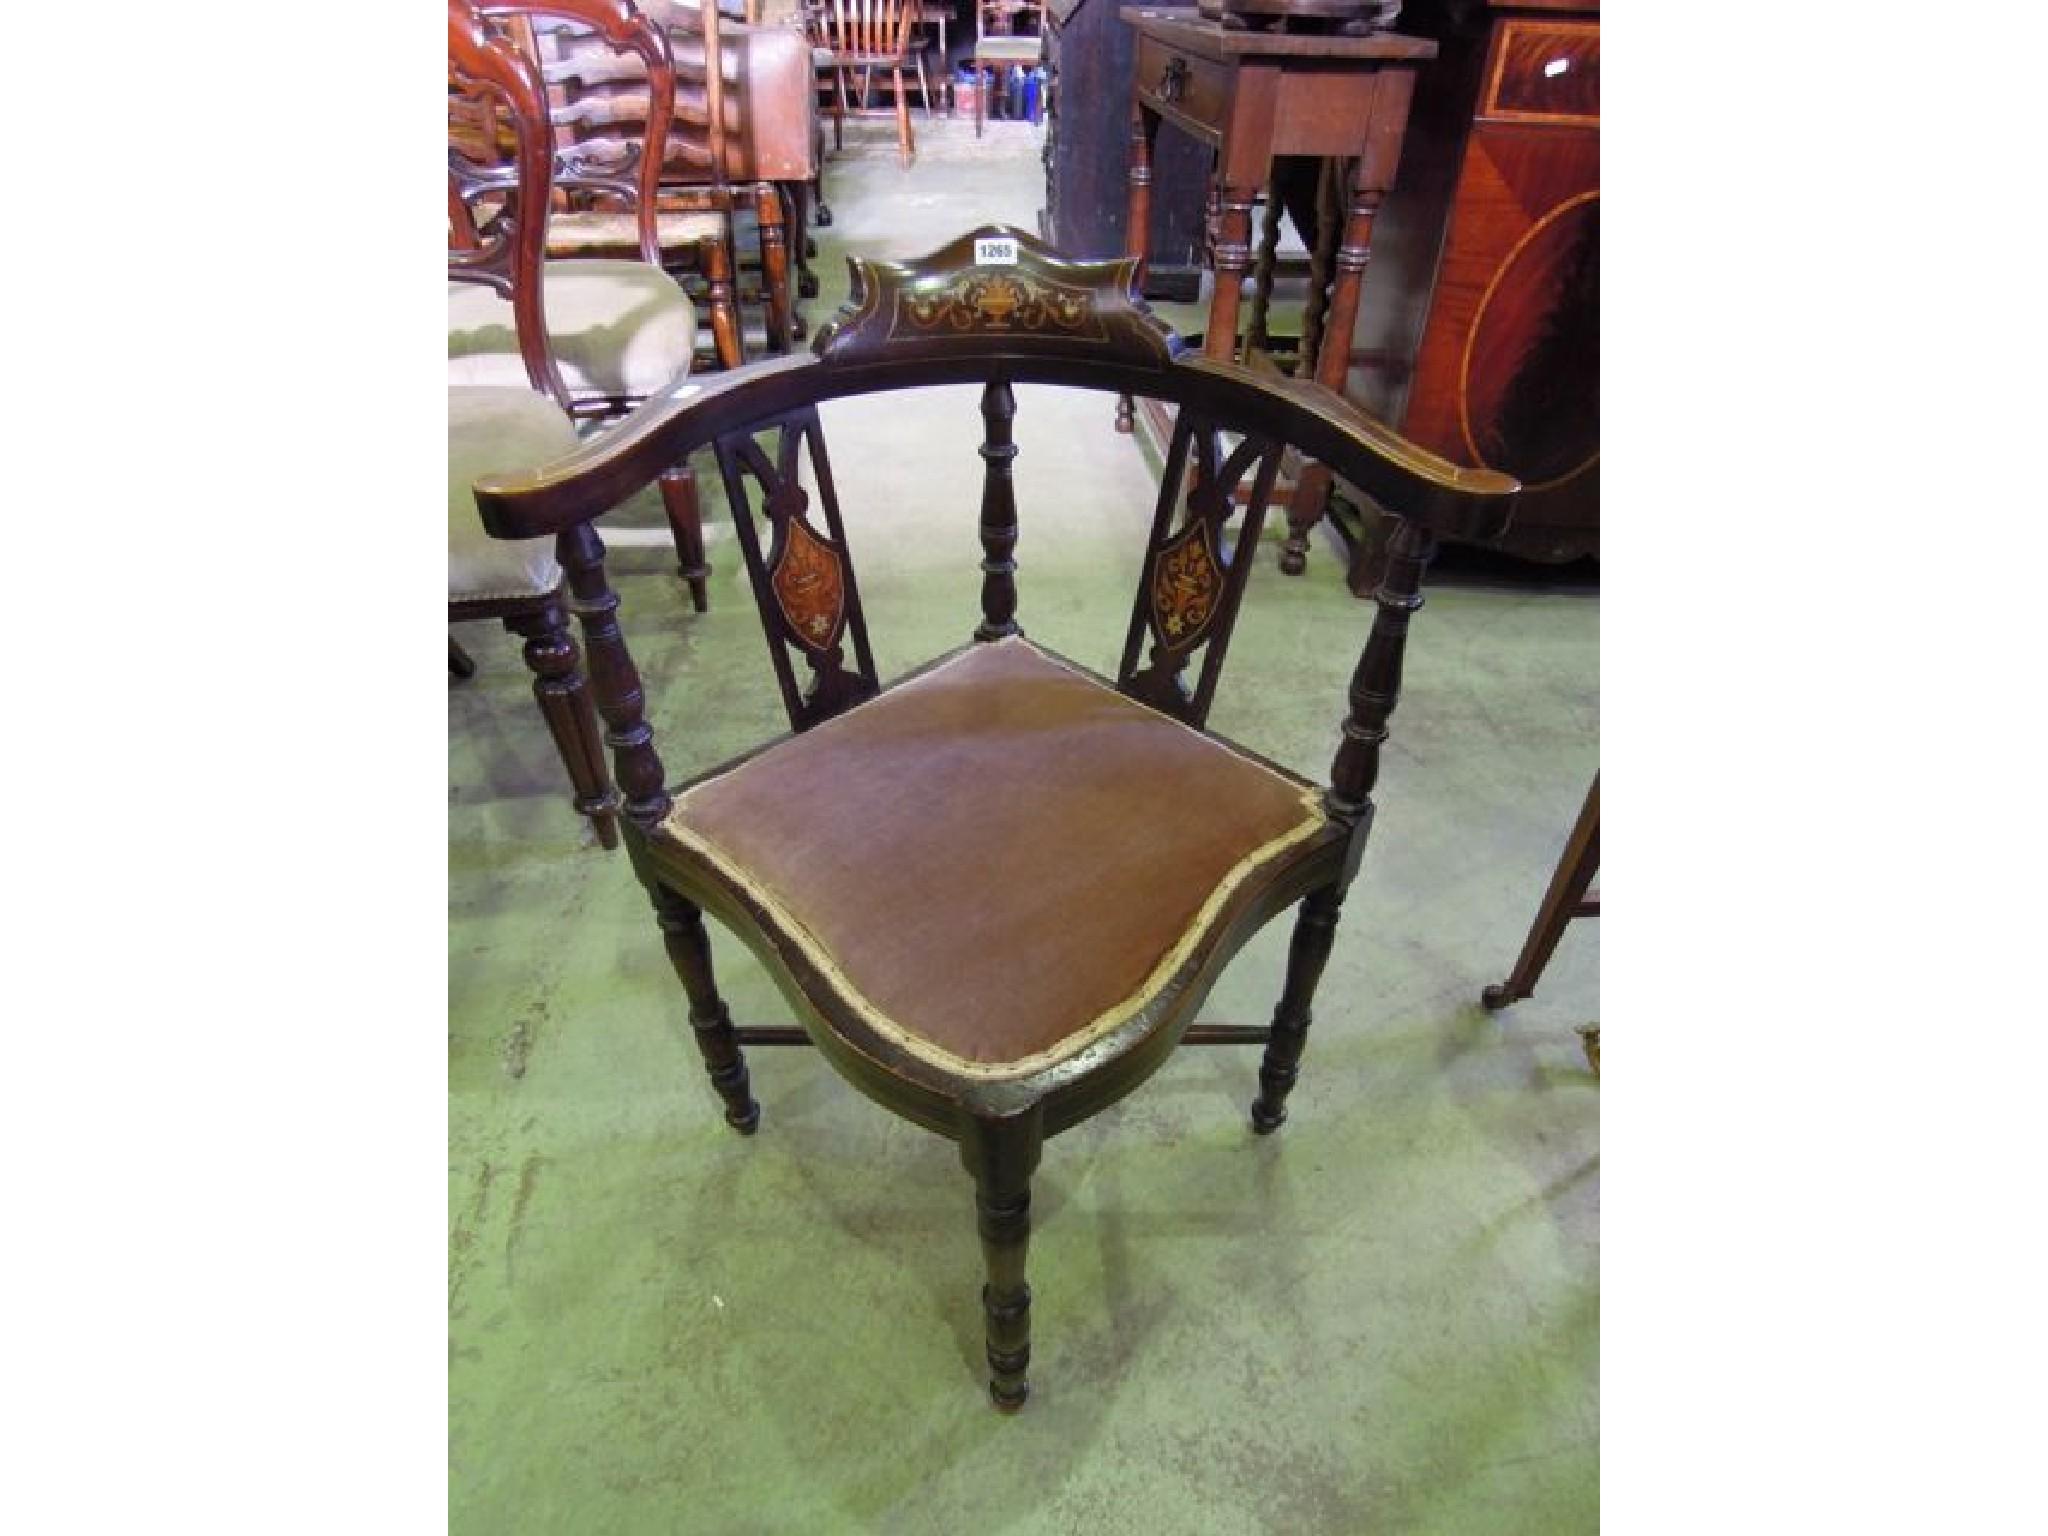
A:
[470,227,1519,839]
[449,0,567,404]
[513,0,732,200]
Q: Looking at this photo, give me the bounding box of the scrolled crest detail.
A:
[812,226,1183,368]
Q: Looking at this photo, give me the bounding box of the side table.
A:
[1116,6,1435,575]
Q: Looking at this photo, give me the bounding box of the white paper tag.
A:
[975,236,1020,267]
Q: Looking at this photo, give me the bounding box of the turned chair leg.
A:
[753,182,793,355]
[961,1110,1043,1411]
[449,635,476,679]
[700,234,745,371]
[649,881,759,1133]
[1251,883,1348,1133]
[659,464,710,612]
[892,64,913,167]
[504,598,620,850]
[832,68,848,150]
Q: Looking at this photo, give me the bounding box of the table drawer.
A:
[1134,34,1230,136]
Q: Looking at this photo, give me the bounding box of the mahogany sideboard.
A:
[1344,0,1598,580]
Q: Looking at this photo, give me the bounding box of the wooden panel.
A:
[1482,17,1598,123]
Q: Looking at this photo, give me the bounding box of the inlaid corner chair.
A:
[468,227,1518,1407]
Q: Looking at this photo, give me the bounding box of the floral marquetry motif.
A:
[1152,520,1222,644]
[900,271,1102,340]
[771,518,847,651]
[812,225,1182,368]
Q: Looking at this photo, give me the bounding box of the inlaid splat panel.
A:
[1117,411,1283,727]
[712,409,879,731]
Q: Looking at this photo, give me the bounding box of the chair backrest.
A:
[470,226,1519,838]
[473,0,680,254]
[448,0,567,403]
[813,0,913,57]
[519,0,731,198]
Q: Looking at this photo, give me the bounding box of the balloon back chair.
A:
[467,226,1518,1406]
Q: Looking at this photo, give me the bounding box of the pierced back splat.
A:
[1117,413,1283,727]
[713,409,880,731]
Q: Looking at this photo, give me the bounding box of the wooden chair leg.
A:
[893,65,913,167]
[1250,883,1348,1133]
[649,881,759,1133]
[915,50,933,118]
[700,234,744,371]
[658,464,710,612]
[753,182,793,354]
[960,1110,1043,1411]
[449,635,476,679]
[832,69,848,151]
[1483,776,1600,1011]
[504,598,621,850]
[788,182,820,301]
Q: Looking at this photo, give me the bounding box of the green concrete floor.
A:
[451,112,1598,1533]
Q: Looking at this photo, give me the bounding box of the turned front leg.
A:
[650,882,759,1134]
[1117,101,1160,435]
[659,465,710,613]
[961,1110,1043,1411]
[1251,884,1347,1133]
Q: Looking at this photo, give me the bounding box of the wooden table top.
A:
[1117,7,1436,60]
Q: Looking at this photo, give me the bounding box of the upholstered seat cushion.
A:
[545,208,728,257]
[448,259,696,399]
[662,639,1328,1077]
[448,387,581,603]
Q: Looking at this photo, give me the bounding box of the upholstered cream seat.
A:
[659,639,1330,1078]
[447,258,697,400]
[543,207,729,257]
[448,386,581,602]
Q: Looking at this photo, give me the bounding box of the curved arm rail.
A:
[472,225,1518,543]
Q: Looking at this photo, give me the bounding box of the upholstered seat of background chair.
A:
[655,638,1333,1074]
[448,386,581,602]
[543,207,729,258]
[448,258,697,401]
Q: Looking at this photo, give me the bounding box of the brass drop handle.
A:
[1159,56,1188,103]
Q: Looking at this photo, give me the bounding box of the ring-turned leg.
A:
[659,464,710,613]
[1251,883,1346,1133]
[505,597,620,850]
[960,1109,1043,1411]
[650,881,759,1133]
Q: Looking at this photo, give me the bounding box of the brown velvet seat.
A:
[661,638,1326,1073]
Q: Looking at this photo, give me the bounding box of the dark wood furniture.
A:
[449,0,621,848]
[969,0,1042,137]
[467,225,1517,1407]
[1344,0,1598,581]
[1117,6,1435,576]
[1039,0,1207,297]
[450,0,715,610]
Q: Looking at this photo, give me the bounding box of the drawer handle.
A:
[1159,55,1188,104]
